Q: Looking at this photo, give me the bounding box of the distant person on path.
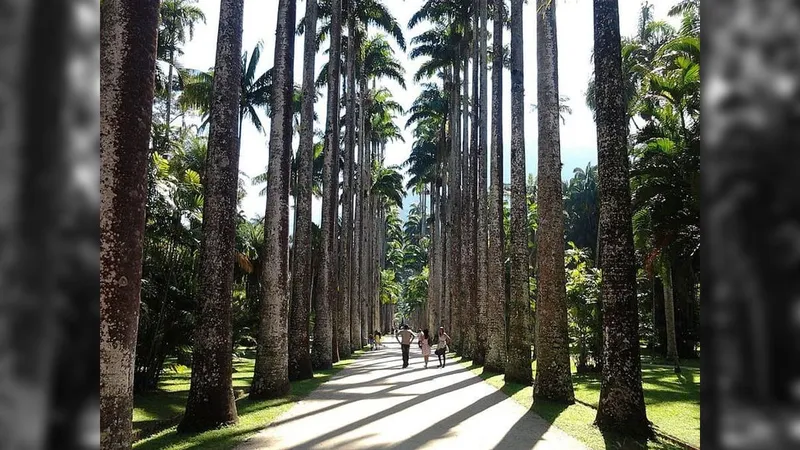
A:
[374,331,382,349]
[418,329,432,368]
[435,327,451,368]
[395,325,416,368]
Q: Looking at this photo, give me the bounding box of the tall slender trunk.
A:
[447,62,462,344]
[251,0,296,399]
[288,0,317,382]
[465,12,480,360]
[312,0,342,370]
[506,0,532,386]
[343,4,357,356]
[533,0,574,403]
[475,0,489,366]
[592,0,650,437]
[458,48,471,357]
[100,1,160,446]
[165,51,175,139]
[179,0,244,430]
[359,77,370,346]
[662,258,680,371]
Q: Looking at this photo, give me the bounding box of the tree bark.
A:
[533,0,574,403]
[448,61,462,349]
[288,0,317,382]
[179,0,244,431]
[506,0,532,386]
[485,0,507,374]
[312,0,342,371]
[100,0,160,446]
[251,0,296,400]
[592,0,650,437]
[473,0,489,367]
[460,45,473,358]
[662,259,681,371]
[341,2,356,358]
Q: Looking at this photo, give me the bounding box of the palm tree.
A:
[484,0,506,374]
[345,2,363,352]
[250,0,296,400]
[532,0,574,403]
[100,0,160,447]
[288,0,319,382]
[312,0,343,370]
[473,0,489,367]
[177,0,243,432]
[505,0,531,386]
[592,0,650,437]
[157,0,206,137]
[180,42,272,135]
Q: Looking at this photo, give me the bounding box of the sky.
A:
[179,0,678,222]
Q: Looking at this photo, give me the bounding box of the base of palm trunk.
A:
[248,381,291,400]
[483,361,506,374]
[504,366,533,386]
[177,399,238,434]
[288,358,314,382]
[594,403,653,439]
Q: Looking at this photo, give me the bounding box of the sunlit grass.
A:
[132,350,367,450]
[456,355,693,450]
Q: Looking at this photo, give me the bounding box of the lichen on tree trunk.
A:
[100,0,160,446]
[251,0,296,400]
[592,0,651,437]
[533,0,574,403]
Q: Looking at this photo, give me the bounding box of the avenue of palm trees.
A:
[101,0,700,448]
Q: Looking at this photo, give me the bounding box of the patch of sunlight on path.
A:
[237,342,587,450]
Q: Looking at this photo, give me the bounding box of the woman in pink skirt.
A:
[419,329,432,368]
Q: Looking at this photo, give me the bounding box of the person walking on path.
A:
[418,329,432,368]
[435,327,451,368]
[395,325,416,368]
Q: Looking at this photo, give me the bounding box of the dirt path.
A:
[238,341,587,449]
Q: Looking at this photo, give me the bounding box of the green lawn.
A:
[133,350,366,450]
[457,356,698,450]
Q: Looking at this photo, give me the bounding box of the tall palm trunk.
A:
[662,258,680,371]
[474,0,489,366]
[505,0,532,386]
[179,0,244,431]
[359,78,371,346]
[100,1,160,446]
[484,0,506,373]
[533,0,574,403]
[251,0,296,399]
[592,0,650,437]
[447,62,462,343]
[288,0,318,382]
[165,51,175,139]
[312,0,342,370]
[342,4,357,356]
